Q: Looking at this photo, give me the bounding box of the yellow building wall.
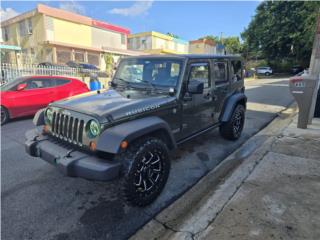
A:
[52,18,91,47]
[189,42,205,54]
[2,13,47,64]
[128,31,188,54]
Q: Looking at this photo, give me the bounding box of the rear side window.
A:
[55,79,70,86]
[213,62,227,83]
[189,63,210,89]
[231,60,242,81]
[25,78,55,89]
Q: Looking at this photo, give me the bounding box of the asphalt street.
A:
[1,77,294,240]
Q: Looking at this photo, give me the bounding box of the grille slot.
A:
[51,111,85,145]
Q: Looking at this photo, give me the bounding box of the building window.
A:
[21,48,30,64]
[75,51,85,62]
[141,39,146,48]
[19,20,27,37]
[57,48,71,64]
[27,18,33,34]
[121,34,126,45]
[88,53,99,66]
[2,27,9,41]
[128,38,132,48]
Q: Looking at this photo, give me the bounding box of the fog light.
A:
[89,141,97,151]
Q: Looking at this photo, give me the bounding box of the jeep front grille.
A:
[51,112,85,145]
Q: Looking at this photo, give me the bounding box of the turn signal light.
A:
[43,125,49,133]
[89,141,97,151]
[120,140,128,149]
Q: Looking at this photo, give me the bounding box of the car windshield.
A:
[113,58,183,89]
[1,77,27,91]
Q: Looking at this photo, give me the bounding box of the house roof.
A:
[1,4,130,35]
[189,38,215,46]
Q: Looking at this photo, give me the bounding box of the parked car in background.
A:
[66,61,99,71]
[1,76,89,125]
[38,62,55,67]
[256,66,273,76]
[66,61,80,69]
[291,65,304,75]
[79,63,99,71]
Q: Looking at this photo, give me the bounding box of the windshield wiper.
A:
[113,77,130,85]
[139,79,156,90]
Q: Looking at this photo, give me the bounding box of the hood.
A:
[52,88,176,121]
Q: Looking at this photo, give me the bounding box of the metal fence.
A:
[0,63,105,85]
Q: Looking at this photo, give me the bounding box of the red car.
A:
[1,76,89,125]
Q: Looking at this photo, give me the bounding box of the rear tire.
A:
[265,72,270,76]
[120,137,170,207]
[220,104,245,140]
[1,106,9,125]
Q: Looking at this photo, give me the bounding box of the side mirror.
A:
[17,83,27,91]
[187,79,204,94]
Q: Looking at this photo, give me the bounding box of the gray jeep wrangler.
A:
[25,55,246,206]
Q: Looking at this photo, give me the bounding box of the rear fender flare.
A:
[219,93,247,122]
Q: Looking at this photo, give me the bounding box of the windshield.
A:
[1,77,27,91]
[114,58,183,89]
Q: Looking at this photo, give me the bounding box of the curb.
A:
[130,104,298,240]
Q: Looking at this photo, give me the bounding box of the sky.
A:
[0,1,260,40]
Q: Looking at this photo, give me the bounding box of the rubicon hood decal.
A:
[52,89,175,121]
[125,104,161,116]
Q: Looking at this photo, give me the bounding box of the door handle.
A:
[204,92,212,99]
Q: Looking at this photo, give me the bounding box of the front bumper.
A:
[25,128,121,181]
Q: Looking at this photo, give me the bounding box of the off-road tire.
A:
[1,106,9,125]
[119,137,170,207]
[220,104,245,140]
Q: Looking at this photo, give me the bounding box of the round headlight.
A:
[45,108,53,124]
[88,120,100,137]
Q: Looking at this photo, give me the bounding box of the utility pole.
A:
[308,13,320,123]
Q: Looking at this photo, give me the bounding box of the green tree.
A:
[167,32,180,39]
[223,37,242,54]
[241,1,320,67]
[200,35,242,54]
[104,53,113,77]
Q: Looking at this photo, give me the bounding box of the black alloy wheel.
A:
[120,137,170,206]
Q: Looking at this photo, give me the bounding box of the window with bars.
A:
[2,27,9,41]
[88,53,99,66]
[57,49,71,64]
[75,51,85,63]
[19,21,27,37]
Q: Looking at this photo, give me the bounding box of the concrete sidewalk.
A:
[131,107,320,240]
[197,117,320,240]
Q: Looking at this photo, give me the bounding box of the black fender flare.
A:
[219,93,247,122]
[33,109,45,126]
[96,116,176,154]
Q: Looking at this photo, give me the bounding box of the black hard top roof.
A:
[124,54,242,60]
